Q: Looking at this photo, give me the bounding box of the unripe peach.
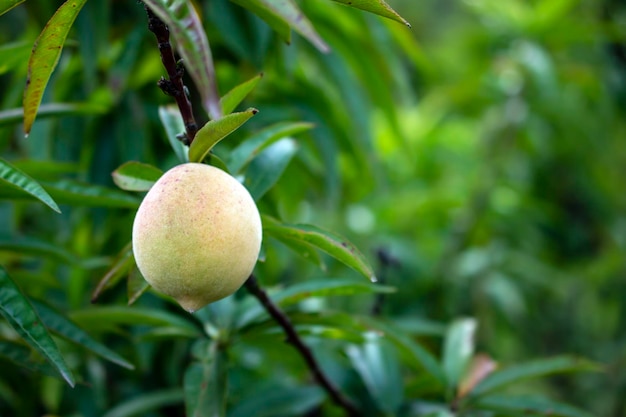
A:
[132,163,262,312]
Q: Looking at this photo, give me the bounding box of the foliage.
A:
[1,0,624,416]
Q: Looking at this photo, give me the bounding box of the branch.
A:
[244,275,361,417]
[143,3,198,145]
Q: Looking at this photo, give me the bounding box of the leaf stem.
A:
[244,274,361,417]
[143,3,198,145]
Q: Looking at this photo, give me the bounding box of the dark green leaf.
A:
[442,318,477,392]
[43,179,140,208]
[158,104,189,163]
[32,301,134,369]
[230,0,291,44]
[0,102,108,127]
[0,340,59,377]
[330,0,410,26]
[474,395,595,417]
[268,234,326,270]
[220,73,263,115]
[263,216,376,281]
[188,108,258,163]
[143,0,221,118]
[102,389,184,417]
[0,266,75,386]
[243,137,298,200]
[229,385,324,417]
[0,0,25,16]
[0,157,60,212]
[23,0,88,134]
[228,121,314,173]
[112,161,163,192]
[0,236,78,265]
[184,341,228,417]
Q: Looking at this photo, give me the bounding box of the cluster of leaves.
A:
[1,0,622,416]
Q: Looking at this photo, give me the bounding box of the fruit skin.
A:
[132,163,262,312]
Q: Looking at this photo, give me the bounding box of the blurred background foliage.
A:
[0,0,624,416]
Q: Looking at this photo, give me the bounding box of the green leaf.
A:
[0,41,32,75]
[0,102,108,127]
[143,0,221,118]
[263,216,376,281]
[43,179,140,208]
[0,266,75,386]
[127,266,150,306]
[32,301,134,370]
[243,137,298,200]
[112,161,163,192]
[231,0,329,52]
[23,0,88,135]
[474,395,595,417]
[346,332,403,414]
[188,108,258,163]
[269,233,326,270]
[0,157,60,213]
[442,318,477,392]
[229,385,324,417]
[69,306,201,337]
[220,73,263,115]
[228,121,314,173]
[0,0,25,16]
[102,389,184,417]
[184,341,228,417]
[158,104,189,163]
[0,340,59,377]
[230,0,291,44]
[91,242,134,302]
[0,236,78,265]
[469,356,602,398]
[330,0,410,27]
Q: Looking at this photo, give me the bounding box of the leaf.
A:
[469,356,602,398]
[346,332,403,414]
[143,0,221,119]
[0,236,78,265]
[158,104,189,163]
[112,161,163,192]
[0,340,59,377]
[0,41,32,75]
[0,266,75,386]
[269,234,326,270]
[475,395,596,417]
[330,0,410,27]
[263,216,376,281]
[127,266,150,306]
[0,157,60,213]
[0,102,108,127]
[243,137,298,200]
[228,121,314,173]
[23,0,88,135]
[0,0,25,16]
[228,385,324,417]
[102,389,184,417]
[230,0,291,44]
[91,242,134,302]
[184,341,228,417]
[231,0,329,52]
[442,318,477,392]
[220,73,263,115]
[188,108,258,163]
[32,301,134,370]
[41,179,140,208]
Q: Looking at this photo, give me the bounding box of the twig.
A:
[143,4,198,145]
[244,275,361,417]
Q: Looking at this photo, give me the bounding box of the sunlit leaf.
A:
[228,121,314,173]
[23,0,88,135]
[220,73,263,115]
[0,266,75,386]
[442,318,477,392]
[0,0,25,16]
[184,341,228,417]
[143,0,221,118]
[0,157,60,212]
[263,216,376,281]
[188,108,258,163]
[243,137,298,200]
[158,104,189,163]
[32,301,134,370]
[102,389,184,417]
[330,0,410,26]
[112,161,163,192]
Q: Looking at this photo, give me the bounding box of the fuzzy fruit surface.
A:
[132,163,262,312]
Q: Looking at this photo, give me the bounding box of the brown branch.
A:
[143,3,198,145]
[244,275,361,417]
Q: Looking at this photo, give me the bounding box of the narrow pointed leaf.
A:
[270,234,326,270]
[0,266,75,386]
[330,0,410,26]
[244,137,298,200]
[143,0,221,118]
[91,242,134,302]
[127,266,150,306]
[442,318,477,391]
[0,236,78,265]
[43,179,140,208]
[102,389,184,417]
[32,301,134,369]
[469,356,602,398]
[228,121,314,173]
[0,0,25,16]
[263,216,376,281]
[112,161,163,192]
[23,0,88,135]
[0,157,60,212]
[188,108,258,163]
[220,73,263,115]
[230,0,291,44]
[475,395,595,417]
[158,105,189,163]
[0,341,59,377]
[184,341,228,417]
[1,103,108,127]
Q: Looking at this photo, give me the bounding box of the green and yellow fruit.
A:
[132,163,262,312]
